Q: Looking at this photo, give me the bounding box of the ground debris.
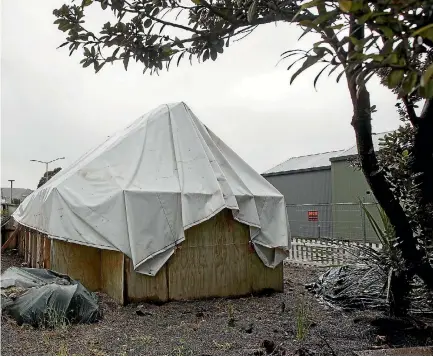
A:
[1,267,100,327]
[2,253,430,356]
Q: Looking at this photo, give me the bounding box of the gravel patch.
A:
[1,251,428,356]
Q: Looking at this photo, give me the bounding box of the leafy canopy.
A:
[37,167,62,189]
[53,0,433,98]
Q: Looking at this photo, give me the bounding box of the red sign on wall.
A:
[308,210,318,221]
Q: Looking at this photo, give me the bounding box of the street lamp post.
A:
[8,180,15,204]
[30,157,65,186]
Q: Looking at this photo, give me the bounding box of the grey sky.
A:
[1,0,399,190]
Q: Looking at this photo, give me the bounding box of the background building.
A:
[263,132,390,243]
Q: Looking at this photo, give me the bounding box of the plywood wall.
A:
[124,256,168,303]
[17,209,283,304]
[101,250,124,304]
[43,237,51,269]
[248,249,284,293]
[167,209,252,300]
[51,239,101,291]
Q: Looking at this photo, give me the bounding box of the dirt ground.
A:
[1,250,431,356]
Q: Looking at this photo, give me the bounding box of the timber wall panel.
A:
[31,231,37,268]
[18,229,25,256]
[35,209,284,303]
[167,209,252,300]
[43,237,51,269]
[248,252,284,292]
[125,256,168,303]
[37,233,43,268]
[51,240,101,291]
[101,250,124,304]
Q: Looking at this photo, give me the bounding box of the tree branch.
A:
[402,96,419,126]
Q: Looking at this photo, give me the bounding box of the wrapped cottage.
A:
[13,102,291,304]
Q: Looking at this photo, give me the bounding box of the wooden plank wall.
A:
[50,240,101,291]
[167,209,283,300]
[14,209,283,304]
[101,250,124,304]
[124,256,168,303]
[15,227,51,269]
[167,209,252,300]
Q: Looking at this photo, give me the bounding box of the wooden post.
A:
[1,225,22,253]
[37,233,43,268]
[43,236,51,269]
[26,230,31,266]
[31,231,37,268]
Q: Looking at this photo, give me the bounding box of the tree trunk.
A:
[389,269,411,317]
[412,99,433,243]
[350,86,433,293]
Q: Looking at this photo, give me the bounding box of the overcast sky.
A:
[1,0,400,190]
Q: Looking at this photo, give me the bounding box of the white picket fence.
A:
[287,237,383,266]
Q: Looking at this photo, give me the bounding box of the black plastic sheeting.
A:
[1,267,101,327]
[306,265,433,314]
[306,265,389,310]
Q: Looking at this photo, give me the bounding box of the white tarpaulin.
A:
[13,103,291,276]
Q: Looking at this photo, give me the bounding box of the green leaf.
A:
[57,42,69,49]
[402,71,417,94]
[203,49,209,62]
[370,54,384,62]
[387,70,404,88]
[247,0,257,24]
[144,19,152,28]
[383,53,399,65]
[298,26,316,41]
[286,56,306,72]
[378,26,394,39]
[301,0,322,9]
[147,34,158,45]
[313,10,338,26]
[210,48,217,61]
[112,47,120,58]
[292,0,322,23]
[174,37,184,48]
[421,63,433,87]
[290,56,321,85]
[425,81,433,98]
[380,39,394,56]
[313,64,330,90]
[328,63,340,77]
[338,0,352,12]
[412,23,433,38]
[329,24,344,30]
[123,52,130,70]
[313,46,332,56]
[83,59,92,68]
[336,68,345,83]
[176,51,185,67]
[357,12,372,24]
[82,0,93,7]
[191,0,200,4]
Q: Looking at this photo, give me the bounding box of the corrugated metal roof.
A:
[330,131,393,161]
[263,131,394,175]
[263,150,345,175]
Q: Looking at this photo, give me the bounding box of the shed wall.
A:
[331,159,381,242]
[19,209,283,303]
[265,169,333,238]
[265,169,332,204]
